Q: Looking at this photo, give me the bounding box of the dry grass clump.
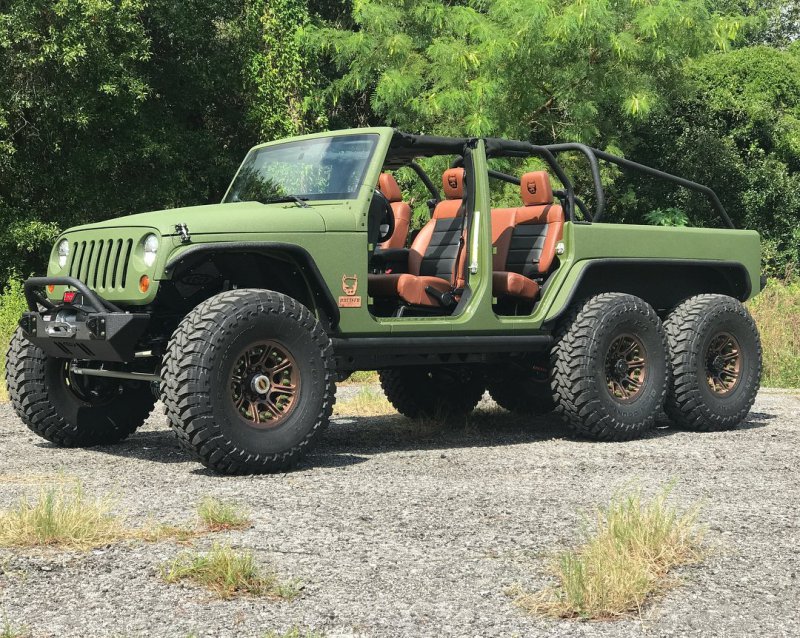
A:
[509,486,704,620]
[197,497,251,532]
[333,386,394,417]
[0,483,208,550]
[0,620,29,638]
[263,630,324,638]
[0,484,126,550]
[161,543,300,600]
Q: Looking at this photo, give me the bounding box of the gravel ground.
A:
[0,386,798,638]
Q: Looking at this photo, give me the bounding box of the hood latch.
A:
[175,223,191,243]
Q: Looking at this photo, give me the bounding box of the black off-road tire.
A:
[160,289,336,475]
[551,293,669,441]
[5,328,155,446]
[487,357,556,415]
[379,366,485,420]
[664,294,761,431]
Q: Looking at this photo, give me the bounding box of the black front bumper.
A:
[20,276,149,362]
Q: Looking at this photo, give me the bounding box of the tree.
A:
[622,44,800,276]
[306,0,744,142]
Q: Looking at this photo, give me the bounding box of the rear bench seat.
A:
[490,171,564,300]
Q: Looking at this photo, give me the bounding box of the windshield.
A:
[225,134,379,203]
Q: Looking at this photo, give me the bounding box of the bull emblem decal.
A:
[448,175,459,189]
[527,181,538,195]
[342,274,358,296]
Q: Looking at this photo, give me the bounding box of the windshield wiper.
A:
[258,195,310,208]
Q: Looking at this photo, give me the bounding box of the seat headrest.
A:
[442,168,465,199]
[378,173,403,203]
[520,171,553,206]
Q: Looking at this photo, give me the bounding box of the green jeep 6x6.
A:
[6,128,763,474]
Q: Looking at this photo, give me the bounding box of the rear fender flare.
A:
[543,258,753,326]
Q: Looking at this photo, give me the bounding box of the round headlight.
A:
[143,234,159,267]
[57,239,70,269]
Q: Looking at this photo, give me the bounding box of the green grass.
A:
[508,486,704,620]
[748,278,800,388]
[333,385,394,417]
[161,543,300,600]
[339,370,379,384]
[197,497,251,532]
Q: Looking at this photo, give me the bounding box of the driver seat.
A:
[368,168,467,307]
[377,173,412,250]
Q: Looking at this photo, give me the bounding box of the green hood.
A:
[67,202,328,236]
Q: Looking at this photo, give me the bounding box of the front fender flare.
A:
[163,242,340,328]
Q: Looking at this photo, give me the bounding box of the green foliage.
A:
[1,0,799,287]
[621,44,800,274]
[245,0,326,137]
[306,0,744,141]
[644,208,689,227]
[0,0,257,281]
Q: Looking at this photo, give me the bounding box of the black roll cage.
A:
[483,138,735,229]
[383,131,734,229]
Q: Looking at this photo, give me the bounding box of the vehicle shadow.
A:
[51,405,773,471]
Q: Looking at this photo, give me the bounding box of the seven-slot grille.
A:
[67,238,134,292]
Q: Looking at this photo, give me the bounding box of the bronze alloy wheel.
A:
[705,332,742,396]
[230,341,300,428]
[604,333,647,403]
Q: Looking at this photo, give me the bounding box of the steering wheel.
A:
[372,189,395,244]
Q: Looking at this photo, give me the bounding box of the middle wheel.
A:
[551,293,668,441]
[486,355,556,415]
[379,366,485,419]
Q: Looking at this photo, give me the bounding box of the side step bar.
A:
[333,335,552,370]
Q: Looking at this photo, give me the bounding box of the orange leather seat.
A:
[368,168,467,307]
[490,171,564,300]
[377,173,412,250]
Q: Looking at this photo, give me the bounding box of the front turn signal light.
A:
[139,275,150,293]
[47,284,55,293]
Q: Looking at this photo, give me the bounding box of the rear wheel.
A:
[664,294,761,431]
[551,293,668,441]
[379,366,485,420]
[486,356,556,415]
[5,328,155,446]
[161,289,336,474]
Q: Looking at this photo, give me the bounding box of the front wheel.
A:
[5,329,155,446]
[664,294,761,431]
[551,293,669,441]
[160,289,336,475]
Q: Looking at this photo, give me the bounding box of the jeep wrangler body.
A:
[7,128,763,474]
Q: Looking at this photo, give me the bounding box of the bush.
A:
[0,278,26,400]
[748,279,800,388]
